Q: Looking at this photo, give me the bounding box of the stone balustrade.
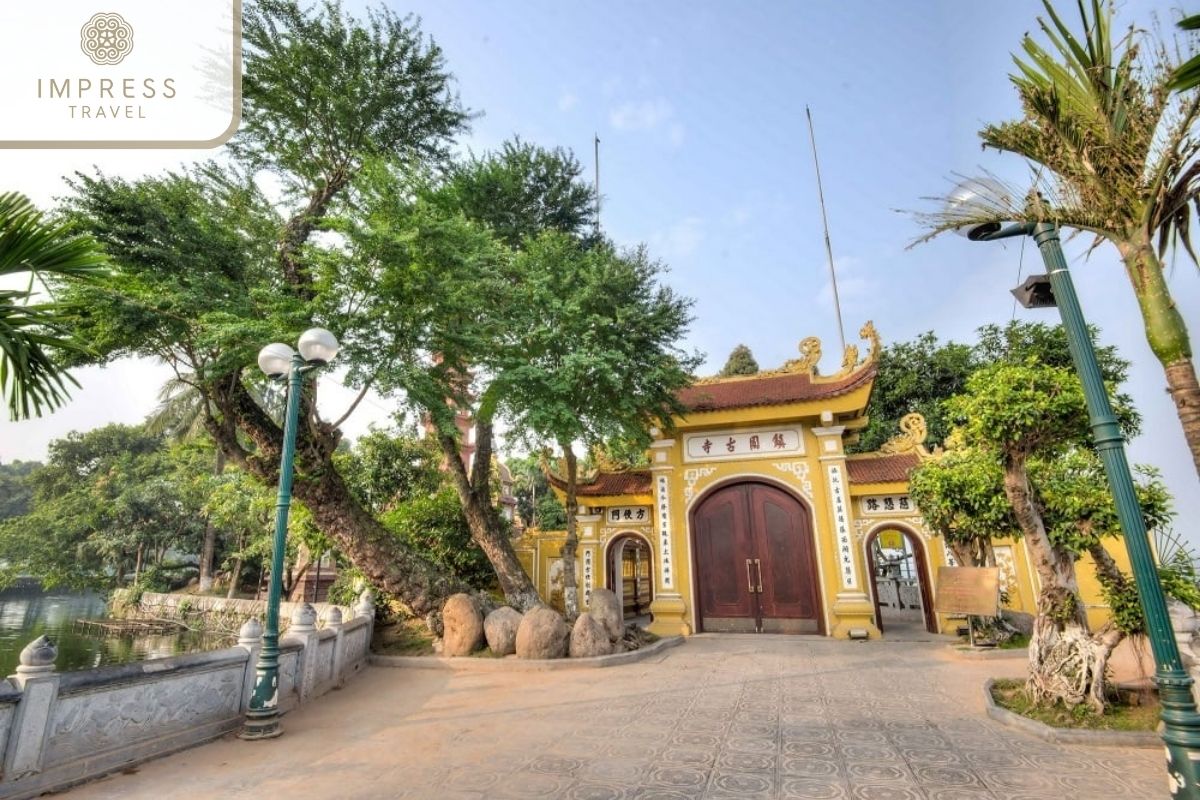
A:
[0,591,375,800]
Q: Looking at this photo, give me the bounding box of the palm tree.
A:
[0,192,107,420]
[917,0,1200,479]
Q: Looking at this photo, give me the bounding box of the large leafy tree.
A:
[326,141,605,613]
[0,425,207,590]
[855,321,1129,453]
[0,192,107,419]
[917,0,1200,478]
[504,232,698,617]
[919,361,1172,712]
[57,0,475,619]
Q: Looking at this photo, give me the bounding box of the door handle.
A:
[746,559,756,593]
[754,559,763,593]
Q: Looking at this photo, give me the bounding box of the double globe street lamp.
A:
[240,327,340,740]
[949,180,1200,798]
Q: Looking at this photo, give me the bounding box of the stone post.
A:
[324,607,345,688]
[236,618,263,714]
[283,603,320,703]
[354,591,375,665]
[3,636,59,780]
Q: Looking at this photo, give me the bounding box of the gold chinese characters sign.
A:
[934,567,1000,617]
[683,426,803,463]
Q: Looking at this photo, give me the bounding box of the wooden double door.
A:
[692,482,823,634]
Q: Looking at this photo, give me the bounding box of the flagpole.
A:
[806,106,846,354]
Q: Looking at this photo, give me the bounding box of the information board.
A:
[934,566,1000,616]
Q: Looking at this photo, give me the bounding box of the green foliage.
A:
[506,453,567,530]
[438,138,596,249]
[59,165,280,380]
[855,332,973,453]
[1170,14,1200,92]
[235,0,470,187]
[334,427,442,514]
[0,460,40,521]
[380,488,494,588]
[503,231,700,453]
[719,344,759,377]
[856,322,1132,454]
[1032,449,1171,555]
[909,449,1015,549]
[946,361,1091,460]
[0,192,108,419]
[0,424,209,590]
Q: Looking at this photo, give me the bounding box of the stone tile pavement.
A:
[61,635,1167,799]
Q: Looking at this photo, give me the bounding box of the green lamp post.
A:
[950,179,1200,798]
[240,327,340,741]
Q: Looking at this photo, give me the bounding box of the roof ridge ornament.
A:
[879,412,929,457]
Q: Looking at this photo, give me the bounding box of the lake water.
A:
[0,585,226,677]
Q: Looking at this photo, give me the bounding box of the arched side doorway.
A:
[606,532,653,619]
[865,526,936,635]
[690,481,823,634]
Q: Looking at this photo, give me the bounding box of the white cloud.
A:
[649,217,705,262]
[557,91,578,112]
[609,99,674,131]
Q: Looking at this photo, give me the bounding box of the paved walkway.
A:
[62,636,1166,799]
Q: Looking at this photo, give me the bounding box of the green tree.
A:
[333,427,442,514]
[0,425,208,590]
[718,344,759,377]
[0,460,40,521]
[0,192,107,419]
[503,231,698,617]
[326,140,615,612]
[922,361,1172,711]
[853,332,974,453]
[506,453,567,530]
[855,321,1130,454]
[918,0,1200,478]
[58,0,475,620]
[381,488,494,588]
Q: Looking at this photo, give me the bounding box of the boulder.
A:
[484,606,522,656]
[442,593,484,657]
[589,588,624,642]
[569,613,612,658]
[515,605,570,659]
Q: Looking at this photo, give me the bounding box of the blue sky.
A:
[2,1,1198,542]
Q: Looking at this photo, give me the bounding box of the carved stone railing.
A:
[0,592,375,800]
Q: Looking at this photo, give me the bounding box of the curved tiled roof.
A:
[846,453,920,484]
[546,470,653,497]
[677,364,876,413]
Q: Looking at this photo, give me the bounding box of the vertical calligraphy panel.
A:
[826,464,857,589]
[655,474,674,589]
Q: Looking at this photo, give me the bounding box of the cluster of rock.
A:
[440,588,630,659]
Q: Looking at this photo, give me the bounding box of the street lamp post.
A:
[951,181,1200,797]
[240,327,340,741]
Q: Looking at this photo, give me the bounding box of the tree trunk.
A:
[560,445,580,620]
[226,555,243,598]
[197,449,226,593]
[437,421,541,611]
[1001,457,1103,710]
[1121,243,1200,479]
[206,375,474,619]
[133,542,144,586]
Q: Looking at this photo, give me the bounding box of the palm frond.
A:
[0,192,107,419]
